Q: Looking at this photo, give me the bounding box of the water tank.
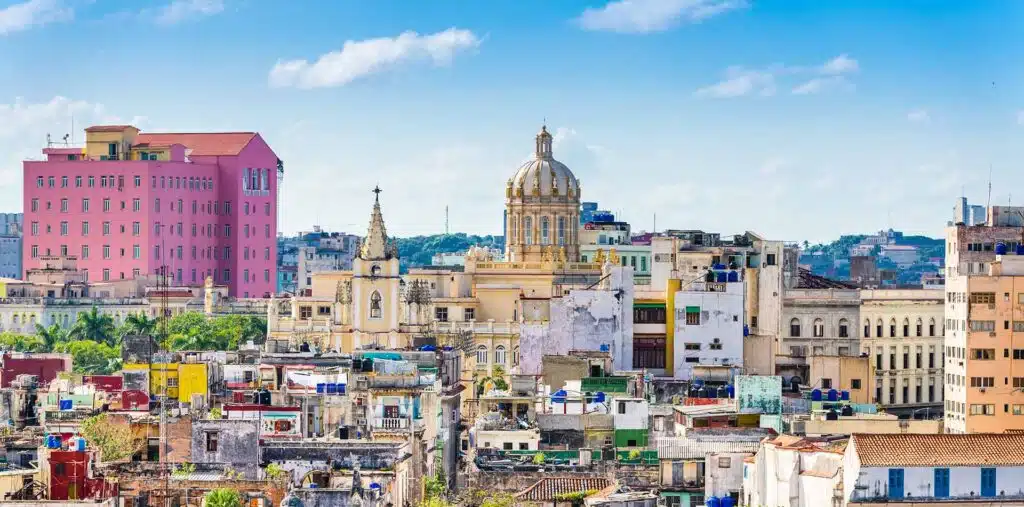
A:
[595,392,606,403]
[811,389,822,401]
[59,399,72,411]
[1017,244,1024,256]
[698,387,709,398]
[420,345,436,352]
[706,496,721,507]
[726,385,735,398]
[717,386,728,398]
[552,389,567,404]
[259,389,271,405]
[705,271,715,282]
[727,271,739,282]
[74,436,86,452]
[841,405,854,416]
[326,384,338,395]
[299,342,310,352]
[743,325,749,337]
[840,390,850,401]
[45,435,60,449]
[693,379,705,387]
[997,243,1008,255]
[707,387,718,399]
[722,497,735,507]
[251,391,261,404]
[713,263,727,270]
[826,409,839,421]
[689,385,701,398]
[599,344,610,352]
[716,272,728,282]
[316,383,326,394]
[827,389,839,402]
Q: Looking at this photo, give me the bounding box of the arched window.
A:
[557,216,566,245]
[876,319,883,338]
[477,345,488,365]
[812,318,824,338]
[495,345,506,365]
[524,217,533,245]
[513,346,520,366]
[863,319,871,338]
[789,318,801,337]
[916,318,923,337]
[889,318,897,337]
[541,217,550,245]
[929,318,937,336]
[369,291,382,319]
[902,318,910,337]
[838,318,849,338]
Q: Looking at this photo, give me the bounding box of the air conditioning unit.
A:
[990,332,997,337]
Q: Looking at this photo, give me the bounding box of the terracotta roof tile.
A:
[516,477,613,501]
[796,268,858,289]
[85,125,139,133]
[853,433,1024,467]
[134,132,257,156]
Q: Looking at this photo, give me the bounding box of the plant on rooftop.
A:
[555,489,598,506]
[265,463,288,482]
[172,462,196,478]
[627,449,641,461]
[208,407,222,420]
[80,413,141,462]
[424,470,446,499]
[204,488,243,507]
[532,452,545,465]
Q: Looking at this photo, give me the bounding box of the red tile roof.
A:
[853,433,1024,467]
[516,477,613,501]
[84,125,139,133]
[796,268,858,289]
[134,132,257,156]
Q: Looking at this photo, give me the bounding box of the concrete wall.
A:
[705,452,750,498]
[803,416,941,436]
[542,355,589,392]
[672,281,744,379]
[736,375,782,415]
[854,464,1024,501]
[191,419,259,474]
[742,334,776,376]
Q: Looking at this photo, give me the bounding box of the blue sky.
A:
[3,0,1024,243]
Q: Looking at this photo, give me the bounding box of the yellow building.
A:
[124,362,208,403]
[266,126,603,379]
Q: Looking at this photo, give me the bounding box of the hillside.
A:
[800,231,943,283]
[395,233,504,270]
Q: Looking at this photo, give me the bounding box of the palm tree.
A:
[34,323,69,352]
[123,312,158,337]
[71,307,116,346]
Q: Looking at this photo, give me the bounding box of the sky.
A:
[3,0,1024,244]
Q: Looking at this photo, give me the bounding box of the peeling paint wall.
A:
[191,419,259,477]
[673,281,745,379]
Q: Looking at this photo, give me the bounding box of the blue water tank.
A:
[442,345,453,351]
[316,383,326,394]
[722,497,735,507]
[694,379,705,387]
[552,389,567,404]
[827,389,839,401]
[743,325,749,337]
[599,344,610,352]
[841,390,850,401]
[45,435,60,449]
[707,496,721,507]
[811,389,823,401]
[420,345,437,352]
[326,383,338,394]
[595,392,606,403]
[716,272,728,282]
[726,385,735,398]
[337,384,346,394]
[997,243,1008,255]
[727,271,739,282]
[74,437,86,452]
[1017,245,1024,256]
[707,387,718,399]
[713,263,727,270]
[698,387,709,398]
[59,399,72,411]
[370,483,381,490]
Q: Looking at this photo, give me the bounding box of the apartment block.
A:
[23,125,280,297]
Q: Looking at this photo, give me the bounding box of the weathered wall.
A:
[735,375,783,415]
[541,355,589,392]
[191,419,259,474]
[742,334,776,376]
[673,281,744,379]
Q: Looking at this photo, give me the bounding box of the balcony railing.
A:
[432,321,518,335]
[272,318,333,333]
[373,417,424,431]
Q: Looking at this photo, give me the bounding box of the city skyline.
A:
[3,0,1024,243]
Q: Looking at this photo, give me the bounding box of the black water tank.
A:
[259,389,271,405]
[299,342,311,352]
[841,405,854,416]
[826,409,839,420]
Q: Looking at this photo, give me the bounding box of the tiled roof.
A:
[853,433,1024,467]
[134,132,257,156]
[796,268,858,289]
[516,477,613,501]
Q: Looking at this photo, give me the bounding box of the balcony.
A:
[272,318,333,333]
[372,417,424,431]
[433,320,518,335]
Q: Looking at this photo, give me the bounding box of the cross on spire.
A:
[372,185,382,202]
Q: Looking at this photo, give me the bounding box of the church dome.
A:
[508,126,580,201]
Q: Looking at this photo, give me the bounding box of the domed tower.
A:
[505,125,581,263]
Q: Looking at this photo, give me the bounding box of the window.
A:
[31,199,38,212]
[476,345,488,364]
[494,345,506,364]
[790,318,801,337]
[435,307,449,322]
[133,245,140,259]
[265,224,271,238]
[81,245,89,259]
[102,268,110,281]
[205,432,219,452]
[876,319,883,337]
[36,176,43,188]
[102,198,110,212]
[718,457,731,468]
[48,176,54,187]
[60,199,68,212]
[970,377,995,388]
[634,306,666,324]
[685,307,700,325]
[265,202,271,216]
[132,222,140,236]
[813,318,824,337]
[970,320,996,332]
[299,306,312,319]
[102,245,110,259]
[30,222,37,236]
[821,378,833,389]
[31,245,37,258]
[766,253,777,265]
[464,308,475,321]
[59,221,67,236]
[524,216,533,245]
[369,291,382,319]
[970,292,996,304]
[88,176,94,187]
[972,348,995,360]
[890,319,897,337]
[851,379,862,389]
[838,318,849,338]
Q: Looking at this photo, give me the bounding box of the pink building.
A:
[23,125,279,297]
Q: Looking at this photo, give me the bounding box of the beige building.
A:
[808,355,874,404]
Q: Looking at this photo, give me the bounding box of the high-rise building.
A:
[23,125,280,297]
[945,222,1024,432]
[0,213,23,279]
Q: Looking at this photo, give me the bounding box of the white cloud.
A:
[759,157,787,175]
[155,0,224,25]
[694,66,775,98]
[1017,110,1024,126]
[269,28,481,89]
[697,54,858,99]
[820,54,858,74]
[907,109,930,123]
[576,0,747,33]
[0,0,71,35]
[791,76,852,95]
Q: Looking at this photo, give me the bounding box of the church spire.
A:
[359,186,395,260]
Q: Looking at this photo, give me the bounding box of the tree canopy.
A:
[394,233,504,270]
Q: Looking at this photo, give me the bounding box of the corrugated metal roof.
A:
[657,435,762,460]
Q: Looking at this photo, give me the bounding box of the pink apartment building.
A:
[23,125,279,297]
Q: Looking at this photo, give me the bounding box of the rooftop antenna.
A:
[62,134,69,146]
[46,133,52,148]
[445,205,449,235]
[987,164,993,212]
[70,114,74,145]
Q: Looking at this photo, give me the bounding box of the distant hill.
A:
[394,233,504,270]
[801,232,943,284]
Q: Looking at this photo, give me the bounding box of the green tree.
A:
[0,332,46,352]
[70,307,117,346]
[204,488,243,507]
[80,413,141,462]
[54,340,121,374]
[122,312,158,338]
[34,323,70,351]
[265,463,288,482]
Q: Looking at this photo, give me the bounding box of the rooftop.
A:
[796,268,858,289]
[852,433,1024,467]
[134,132,257,156]
[516,477,613,501]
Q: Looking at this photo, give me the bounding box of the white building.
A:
[844,433,1024,503]
[879,244,920,267]
[742,434,846,507]
[672,279,744,379]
